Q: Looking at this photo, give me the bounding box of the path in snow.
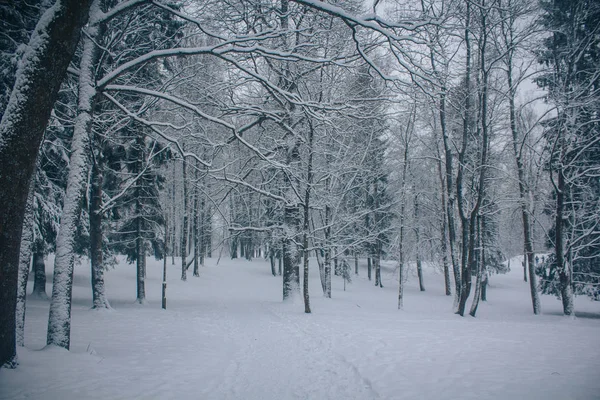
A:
[1,254,599,400]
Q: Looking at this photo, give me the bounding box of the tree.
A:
[0,0,93,368]
[498,0,542,314]
[536,0,600,314]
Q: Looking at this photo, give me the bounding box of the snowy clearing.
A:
[1,255,599,400]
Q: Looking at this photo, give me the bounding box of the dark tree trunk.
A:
[89,155,110,309]
[456,0,473,317]
[470,215,484,317]
[136,234,146,304]
[199,194,206,267]
[192,164,200,277]
[231,237,238,259]
[31,250,47,299]
[282,205,300,301]
[355,252,359,275]
[171,163,176,265]
[270,251,277,277]
[458,1,490,316]
[302,123,314,313]
[47,0,103,350]
[555,166,573,315]
[504,0,540,314]
[205,205,212,258]
[481,274,488,302]
[367,258,372,281]
[440,208,451,296]
[0,0,92,368]
[16,183,34,348]
[414,194,425,292]
[162,217,168,310]
[278,248,282,276]
[323,203,332,298]
[136,189,145,304]
[334,254,340,276]
[181,157,188,281]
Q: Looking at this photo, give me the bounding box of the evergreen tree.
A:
[535,0,600,309]
[110,125,168,303]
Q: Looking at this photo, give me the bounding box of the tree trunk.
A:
[430,38,461,307]
[470,215,484,317]
[16,183,35,348]
[436,157,452,296]
[199,191,206,267]
[171,163,176,265]
[414,194,425,292]
[192,164,200,277]
[323,204,332,298]
[374,249,382,288]
[555,166,573,315]
[89,154,110,309]
[355,252,359,275]
[504,0,540,314]
[47,2,101,349]
[270,251,277,277]
[135,168,145,304]
[0,0,92,367]
[162,217,168,310]
[481,273,488,302]
[136,234,146,304]
[278,248,282,276]
[373,181,382,288]
[181,157,188,281]
[302,123,314,313]
[31,250,47,299]
[282,205,300,301]
[205,204,212,258]
[367,258,372,281]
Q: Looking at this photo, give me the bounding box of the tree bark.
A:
[470,215,484,317]
[506,48,540,314]
[555,165,573,315]
[436,156,452,296]
[136,231,146,304]
[0,0,92,367]
[90,153,110,309]
[16,182,35,348]
[193,162,200,277]
[302,123,314,313]
[414,194,425,292]
[162,216,168,310]
[456,0,474,316]
[181,156,189,281]
[282,205,300,301]
[47,0,101,349]
[31,250,47,299]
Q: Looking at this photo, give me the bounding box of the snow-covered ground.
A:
[1,254,599,400]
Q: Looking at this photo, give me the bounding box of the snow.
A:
[1,255,599,400]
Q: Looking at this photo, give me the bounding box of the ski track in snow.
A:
[1,255,599,400]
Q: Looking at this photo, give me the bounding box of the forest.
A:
[0,0,599,385]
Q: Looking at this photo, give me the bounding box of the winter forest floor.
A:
[1,255,599,400]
